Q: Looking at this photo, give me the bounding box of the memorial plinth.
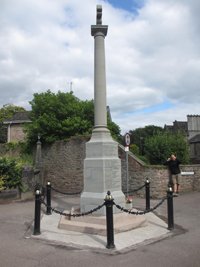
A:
[59,211,147,235]
[80,5,125,215]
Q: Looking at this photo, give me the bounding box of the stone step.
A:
[58,211,147,236]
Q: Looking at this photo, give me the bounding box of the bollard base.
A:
[33,230,41,236]
[106,243,115,249]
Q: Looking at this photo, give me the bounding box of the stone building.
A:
[164,120,188,135]
[165,115,200,163]
[187,115,200,163]
[187,115,200,139]
[3,111,31,142]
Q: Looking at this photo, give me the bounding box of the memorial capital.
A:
[91,25,108,37]
[91,5,108,37]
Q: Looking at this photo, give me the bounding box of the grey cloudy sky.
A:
[0,0,200,133]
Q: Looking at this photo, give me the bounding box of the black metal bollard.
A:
[46,181,52,215]
[167,187,174,230]
[33,190,41,235]
[105,191,115,249]
[145,178,150,210]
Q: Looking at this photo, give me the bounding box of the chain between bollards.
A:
[46,181,52,215]
[33,190,41,235]
[104,191,115,249]
[167,187,174,230]
[145,178,150,210]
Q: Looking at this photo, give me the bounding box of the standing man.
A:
[164,153,181,197]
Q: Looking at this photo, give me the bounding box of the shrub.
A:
[0,157,23,192]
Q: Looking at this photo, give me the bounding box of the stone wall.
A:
[40,137,200,198]
[9,124,26,142]
[121,148,200,198]
[120,148,169,198]
[42,137,89,193]
[0,143,23,157]
[1,137,199,199]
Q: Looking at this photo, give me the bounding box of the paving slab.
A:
[31,210,171,254]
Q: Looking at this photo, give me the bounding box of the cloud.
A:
[0,0,199,133]
[105,0,200,131]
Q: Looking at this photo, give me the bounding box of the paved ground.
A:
[0,191,200,267]
[30,193,171,252]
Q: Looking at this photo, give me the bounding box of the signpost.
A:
[124,133,130,197]
[125,133,130,147]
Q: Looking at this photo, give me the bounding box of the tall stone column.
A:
[92,21,108,130]
[34,135,43,186]
[80,5,125,215]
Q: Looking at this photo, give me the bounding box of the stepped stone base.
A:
[58,210,147,236]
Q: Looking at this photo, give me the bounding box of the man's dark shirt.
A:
[164,159,181,175]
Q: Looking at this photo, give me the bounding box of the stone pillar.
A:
[92,24,108,130]
[34,135,43,186]
[80,5,125,215]
[35,135,42,168]
[7,123,11,142]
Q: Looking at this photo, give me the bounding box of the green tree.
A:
[128,125,164,161]
[0,104,26,122]
[25,90,121,146]
[0,104,26,143]
[129,125,164,148]
[107,119,121,142]
[129,144,139,155]
[144,131,189,165]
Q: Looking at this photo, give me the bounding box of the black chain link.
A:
[51,186,82,195]
[123,183,146,195]
[40,198,105,218]
[114,196,167,215]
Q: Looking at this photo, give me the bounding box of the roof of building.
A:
[3,111,31,124]
[189,134,200,143]
[164,120,188,134]
[173,120,188,132]
[164,125,174,131]
[187,114,200,117]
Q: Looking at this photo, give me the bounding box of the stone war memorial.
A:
[80,5,125,215]
[32,5,172,251]
[57,5,148,237]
